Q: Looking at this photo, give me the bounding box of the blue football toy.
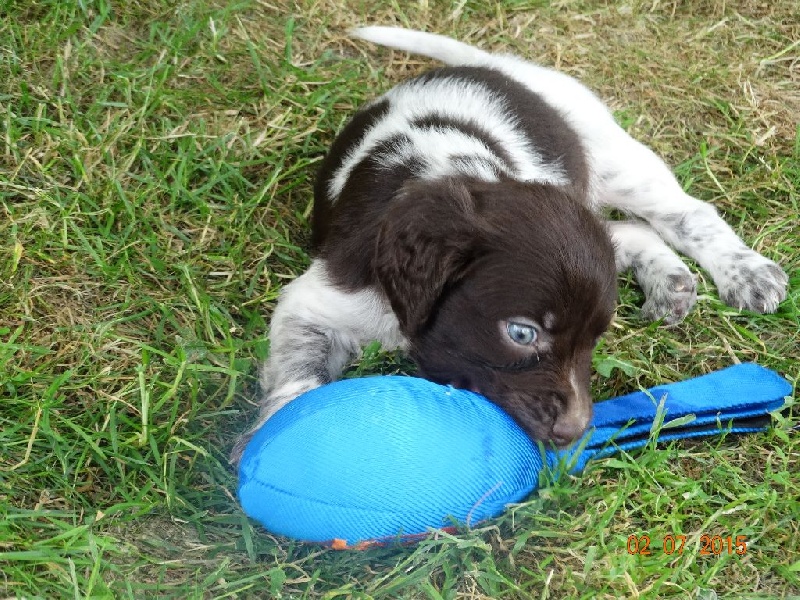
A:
[238,363,791,548]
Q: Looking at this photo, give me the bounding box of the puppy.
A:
[232,27,787,460]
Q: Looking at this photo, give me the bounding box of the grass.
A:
[0,0,798,597]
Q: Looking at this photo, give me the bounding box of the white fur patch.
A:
[258,260,407,420]
[327,76,568,201]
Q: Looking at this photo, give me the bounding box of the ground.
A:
[1,0,798,598]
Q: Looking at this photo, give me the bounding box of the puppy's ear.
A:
[374,179,483,336]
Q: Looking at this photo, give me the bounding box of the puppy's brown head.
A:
[375,177,617,447]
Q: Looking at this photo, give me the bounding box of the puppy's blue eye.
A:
[507,321,537,345]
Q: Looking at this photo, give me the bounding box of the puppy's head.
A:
[375,177,617,447]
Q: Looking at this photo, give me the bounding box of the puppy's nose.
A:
[550,413,590,447]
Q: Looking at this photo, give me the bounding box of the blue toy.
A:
[238,363,791,549]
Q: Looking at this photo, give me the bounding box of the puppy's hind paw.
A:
[716,253,788,314]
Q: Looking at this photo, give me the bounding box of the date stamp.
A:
[627,534,748,556]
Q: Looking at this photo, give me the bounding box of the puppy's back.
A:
[313,66,589,252]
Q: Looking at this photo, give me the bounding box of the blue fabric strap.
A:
[552,362,792,472]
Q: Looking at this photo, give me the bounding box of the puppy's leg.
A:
[598,140,787,316]
[608,221,697,323]
[230,259,404,462]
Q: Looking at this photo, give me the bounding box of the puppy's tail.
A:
[351,26,491,65]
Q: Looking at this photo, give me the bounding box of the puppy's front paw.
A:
[716,252,788,313]
[230,431,256,467]
[641,269,698,324]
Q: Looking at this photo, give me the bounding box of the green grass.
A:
[1,0,798,598]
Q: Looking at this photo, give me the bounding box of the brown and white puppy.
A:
[231,28,787,460]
